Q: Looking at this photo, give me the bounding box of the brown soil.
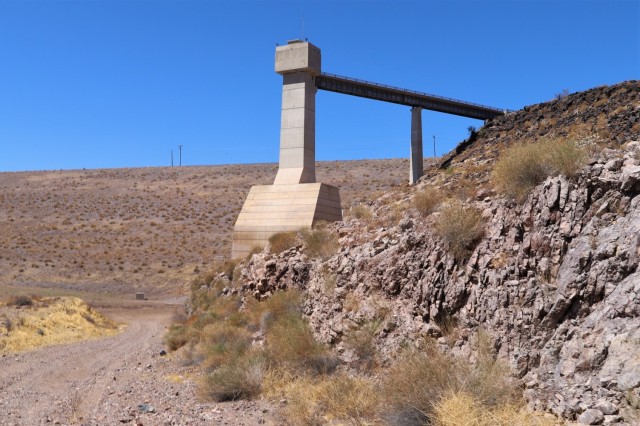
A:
[0,159,424,297]
[0,299,274,425]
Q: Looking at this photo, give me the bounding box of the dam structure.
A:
[231,40,506,258]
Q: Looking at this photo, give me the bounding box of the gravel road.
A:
[0,303,273,425]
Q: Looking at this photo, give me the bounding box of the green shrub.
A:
[269,232,298,255]
[435,200,485,261]
[414,186,443,217]
[492,138,586,201]
[300,228,339,260]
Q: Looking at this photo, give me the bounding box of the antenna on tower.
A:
[301,14,305,40]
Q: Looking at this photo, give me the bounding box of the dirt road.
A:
[0,303,272,425]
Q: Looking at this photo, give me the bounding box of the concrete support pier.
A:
[410,106,423,184]
[231,40,342,259]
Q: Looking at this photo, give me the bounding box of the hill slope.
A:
[0,159,416,295]
[234,80,640,423]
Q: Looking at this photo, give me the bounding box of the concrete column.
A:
[273,41,321,185]
[410,106,423,184]
[274,72,316,184]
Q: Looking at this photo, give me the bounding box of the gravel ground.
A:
[0,304,274,426]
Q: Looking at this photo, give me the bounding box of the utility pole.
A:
[171,150,174,167]
[178,145,183,166]
[433,135,436,157]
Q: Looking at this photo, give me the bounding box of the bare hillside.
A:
[0,159,420,295]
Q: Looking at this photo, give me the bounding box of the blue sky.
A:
[0,0,638,172]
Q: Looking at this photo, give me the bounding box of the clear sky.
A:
[1,0,638,172]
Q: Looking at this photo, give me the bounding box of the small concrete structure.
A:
[232,41,342,259]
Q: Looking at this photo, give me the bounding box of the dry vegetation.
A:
[167,265,561,425]
[0,159,408,295]
[492,138,587,201]
[414,185,444,217]
[0,295,119,353]
[435,200,485,261]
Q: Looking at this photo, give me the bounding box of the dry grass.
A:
[275,373,380,426]
[175,284,338,403]
[381,335,519,424]
[435,200,485,261]
[269,232,299,255]
[300,228,340,260]
[414,186,443,217]
[200,322,252,370]
[492,138,586,201]
[350,204,373,221]
[200,351,265,402]
[0,297,119,353]
[265,307,338,375]
[174,271,559,424]
[434,391,559,426]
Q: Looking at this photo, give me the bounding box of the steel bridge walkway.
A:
[315,73,507,120]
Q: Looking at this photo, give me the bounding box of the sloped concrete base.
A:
[231,183,342,259]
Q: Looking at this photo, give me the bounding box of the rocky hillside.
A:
[233,81,640,424]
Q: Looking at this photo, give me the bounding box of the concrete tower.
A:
[274,40,320,184]
[231,41,342,259]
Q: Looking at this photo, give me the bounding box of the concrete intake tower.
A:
[231,40,507,258]
[231,41,342,259]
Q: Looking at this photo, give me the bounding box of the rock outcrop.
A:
[234,81,640,424]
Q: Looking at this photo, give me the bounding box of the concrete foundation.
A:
[231,183,341,259]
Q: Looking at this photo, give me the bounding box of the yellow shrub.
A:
[492,138,586,201]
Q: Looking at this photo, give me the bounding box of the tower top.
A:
[275,40,321,76]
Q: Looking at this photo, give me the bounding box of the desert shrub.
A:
[381,336,519,425]
[7,295,33,307]
[492,138,586,201]
[434,391,557,426]
[381,345,467,424]
[265,308,338,375]
[200,351,265,402]
[300,228,339,260]
[201,322,252,370]
[164,323,189,351]
[435,200,485,261]
[350,204,372,221]
[277,373,380,426]
[414,186,443,217]
[269,231,298,255]
[244,289,302,331]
